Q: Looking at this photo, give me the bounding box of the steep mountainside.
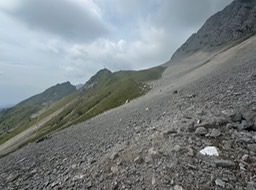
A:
[1,1,256,189]
[0,82,76,136]
[172,0,256,60]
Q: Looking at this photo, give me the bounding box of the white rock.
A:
[215,178,225,188]
[199,146,219,156]
[174,185,184,190]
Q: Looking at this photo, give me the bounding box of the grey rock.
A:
[248,144,256,152]
[134,156,144,164]
[174,185,184,190]
[110,165,119,174]
[242,154,249,161]
[148,147,159,159]
[238,137,254,144]
[110,152,119,160]
[214,159,236,168]
[208,129,221,138]
[195,127,208,135]
[162,130,177,138]
[195,120,217,129]
[215,178,225,188]
[187,94,196,98]
[250,122,256,131]
[242,111,256,122]
[229,112,242,122]
[238,120,254,130]
[151,175,156,185]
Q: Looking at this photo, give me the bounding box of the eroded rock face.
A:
[172,0,256,60]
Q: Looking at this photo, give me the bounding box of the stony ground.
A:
[0,40,256,190]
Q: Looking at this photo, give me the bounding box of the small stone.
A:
[110,152,119,160]
[248,144,256,152]
[173,90,178,94]
[239,163,246,171]
[242,154,249,161]
[250,122,256,131]
[242,111,256,122]
[148,147,159,159]
[187,147,194,156]
[215,178,225,188]
[162,130,177,138]
[188,94,196,98]
[229,112,242,122]
[199,146,219,156]
[173,145,181,152]
[111,165,119,174]
[214,159,236,168]
[208,129,221,138]
[87,181,93,188]
[174,185,184,190]
[112,181,119,190]
[134,156,144,164]
[195,127,208,135]
[90,159,97,164]
[239,120,254,130]
[152,175,156,185]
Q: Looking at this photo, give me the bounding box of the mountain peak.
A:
[171,0,256,60]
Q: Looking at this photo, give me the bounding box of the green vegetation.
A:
[0,66,165,148]
[0,82,76,138]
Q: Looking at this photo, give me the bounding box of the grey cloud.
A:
[4,0,109,42]
[152,0,233,30]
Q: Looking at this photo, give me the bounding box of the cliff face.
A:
[172,0,256,60]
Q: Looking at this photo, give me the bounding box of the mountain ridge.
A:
[171,0,256,60]
[0,81,76,137]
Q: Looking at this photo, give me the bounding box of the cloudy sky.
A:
[0,0,233,107]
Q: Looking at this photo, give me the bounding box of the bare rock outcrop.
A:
[172,0,256,60]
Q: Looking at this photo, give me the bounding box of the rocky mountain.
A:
[0,81,76,136]
[0,1,256,189]
[172,0,256,60]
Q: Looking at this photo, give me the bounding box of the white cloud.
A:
[2,0,109,42]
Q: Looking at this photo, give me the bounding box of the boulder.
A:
[195,127,208,136]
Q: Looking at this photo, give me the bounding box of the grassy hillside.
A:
[0,82,76,137]
[0,66,165,149]
[35,66,166,137]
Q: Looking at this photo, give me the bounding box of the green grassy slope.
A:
[0,82,76,137]
[0,66,165,147]
[36,66,165,136]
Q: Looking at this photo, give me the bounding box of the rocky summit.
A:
[172,0,256,60]
[1,1,256,190]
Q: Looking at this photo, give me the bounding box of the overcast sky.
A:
[0,0,233,107]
